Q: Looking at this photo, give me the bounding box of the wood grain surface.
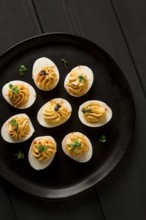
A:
[0,0,146,219]
[112,0,146,96]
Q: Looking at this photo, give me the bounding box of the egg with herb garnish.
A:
[78,100,112,127]
[2,80,36,109]
[64,65,94,97]
[32,57,59,91]
[37,98,72,128]
[1,113,35,143]
[62,132,93,162]
[28,136,57,170]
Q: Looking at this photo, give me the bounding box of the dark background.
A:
[0,0,146,219]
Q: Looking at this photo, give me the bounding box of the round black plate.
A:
[0,33,135,199]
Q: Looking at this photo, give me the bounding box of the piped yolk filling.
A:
[82,103,107,123]
[8,84,29,107]
[43,100,70,124]
[36,66,58,90]
[65,134,89,156]
[32,139,56,161]
[8,116,30,140]
[67,70,88,96]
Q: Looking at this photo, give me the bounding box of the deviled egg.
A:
[2,80,36,109]
[1,113,35,143]
[64,65,94,97]
[32,57,59,91]
[37,98,72,128]
[78,100,112,127]
[28,136,57,170]
[62,132,93,163]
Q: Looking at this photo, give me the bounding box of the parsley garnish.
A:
[12,86,19,94]
[61,58,69,68]
[99,135,107,143]
[15,151,25,160]
[9,84,13,89]
[36,144,48,152]
[82,108,92,113]
[78,75,85,82]
[9,84,19,94]
[10,119,18,131]
[69,139,81,148]
[19,64,28,76]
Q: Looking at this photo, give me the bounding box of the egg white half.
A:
[78,100,112,127]
[1,113,35,143]
[62,132,93,163]
[64,65,94,97]
[28,136,57,170]
[37,98,72,128]
[32,57,59,91]
[2,80,36,109]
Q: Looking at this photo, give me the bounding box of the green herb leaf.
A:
[36,144,48,152]
[15,151,25,160]
[61,58,69,68]
[19,64,28,76]
[78,75,85,82]
[12,86,19,94]
[9,84,13,89]
[9,84,19,94]
[10,119,18,131]
[99,135,107,143]
[82,108,92,113]
[69,139,81,148]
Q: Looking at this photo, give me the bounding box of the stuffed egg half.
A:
[78,100,112,127]
[32,57,59,91]
[64,65,94,97]
[28,136,57,170]
[2,80,36,109]
[1,113,35,143]
[37,98,72,128]
[62,132,93,163]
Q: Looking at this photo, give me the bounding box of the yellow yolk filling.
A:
[67,70,88,96]
[36,66,58,90]
[43,100,70,124]
[8,116,30,140]
[65,134,89,156]
[8,84,29,107]
[82,103,107,123]
[32,139,56,161]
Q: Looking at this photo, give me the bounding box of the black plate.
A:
[0,33,135,199]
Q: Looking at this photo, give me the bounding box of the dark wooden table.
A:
[0,0,146,219]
